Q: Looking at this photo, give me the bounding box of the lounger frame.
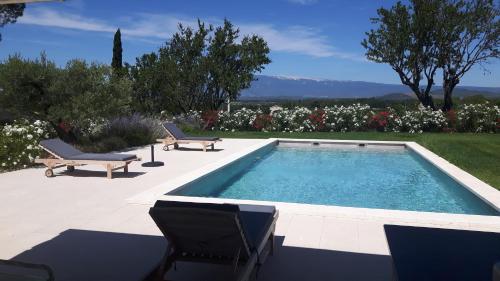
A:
[156,135,218,152]
[149,207,278,281]
[35,146,140,179]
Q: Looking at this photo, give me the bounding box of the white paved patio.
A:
[0,138,499,281]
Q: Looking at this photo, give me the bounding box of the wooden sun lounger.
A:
[148,200,278,281]
[35,138,141,179]
[157,122,221,152]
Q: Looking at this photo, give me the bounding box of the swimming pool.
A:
[170,141,498,216]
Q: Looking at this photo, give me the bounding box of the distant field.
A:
[190,131,500,190]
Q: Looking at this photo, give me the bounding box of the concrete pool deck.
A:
[1,138,499,281]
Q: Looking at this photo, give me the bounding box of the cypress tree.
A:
[111,28,122,70]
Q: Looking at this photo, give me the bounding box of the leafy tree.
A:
[161,21,211,113]
[436,0,500,111]
[112,28,123,71]
[0,54,132,139]
[0,3,25,42]
[362,1,441,109]
[205,19,271,110]
[130,19,271,114]
[49,60,132,137]
[363,0,500,111]
[0,53,59,121]
[128,53,166,113]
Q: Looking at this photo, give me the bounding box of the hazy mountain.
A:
[241,75,500,100]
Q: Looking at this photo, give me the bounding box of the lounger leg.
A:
[269,233,276,256]
[236,253,258,281]
[202,142,207,152]
[124,164,128,174]
[106,164,113,179]
[154,244,175,281]
[211,143,214,150]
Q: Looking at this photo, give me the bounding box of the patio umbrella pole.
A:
[142,144,164,167]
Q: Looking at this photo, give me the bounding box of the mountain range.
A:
[241,75,500,100]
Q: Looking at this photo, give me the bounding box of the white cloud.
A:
[240,24,333,57]
[17,8,364,61]
[18,8,115,33]
[288,0,318,5]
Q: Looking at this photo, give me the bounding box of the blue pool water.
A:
[171,143,498,215]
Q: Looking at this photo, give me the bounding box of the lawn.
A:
[190,131,500,190]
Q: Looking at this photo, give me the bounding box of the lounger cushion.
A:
[384,225,500,281]
[238,204,276,250]
[163,122,186,139]
[40,138,83,159]
[178,136,220,141]
[163,123,219,142]
[67,153,137,161]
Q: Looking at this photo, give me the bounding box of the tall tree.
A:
[362,1,441,109]
[0,3,25,42]
[111,28,123,70]
[205,19,271,110]
[130,19,271,114]
[437,0,500,111]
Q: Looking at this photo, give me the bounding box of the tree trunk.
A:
[415,92,436,110]
[442,83,455,112]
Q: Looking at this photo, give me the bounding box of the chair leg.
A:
[106,164,113,179]
[270,232,275,256]
[155,245,175,281]
[235,253,258,281]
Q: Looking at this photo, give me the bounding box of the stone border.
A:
[128,138,500,228]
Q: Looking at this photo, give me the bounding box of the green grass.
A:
[190,131,500,190]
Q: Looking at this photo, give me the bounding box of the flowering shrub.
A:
[395,106,448,133]
[457,103,500,133]
[323,104,372,132]
[218,108,257,131]
[0,119,53,171]
[166,103,499,134]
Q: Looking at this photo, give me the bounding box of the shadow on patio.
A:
[10,229,392,281]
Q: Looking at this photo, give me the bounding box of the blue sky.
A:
[0,0,499,87]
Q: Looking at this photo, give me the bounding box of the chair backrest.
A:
[39,138,83,159]
[384,224,500,281]
[163,122,186,139]
[149,201,252,261]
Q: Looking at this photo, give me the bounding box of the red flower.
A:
[253,114,272,130]
[370,111,390,131]
[308,109,325,131]
[58,121,72,133]
[201,110,219,130]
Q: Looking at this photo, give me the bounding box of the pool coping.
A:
[127,138,500,229]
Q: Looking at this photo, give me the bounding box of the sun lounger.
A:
[157,122,221,152]
[148,200,278,281]
[0,259,54,281]
[35,138,140,179]
[384,224,500,281]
